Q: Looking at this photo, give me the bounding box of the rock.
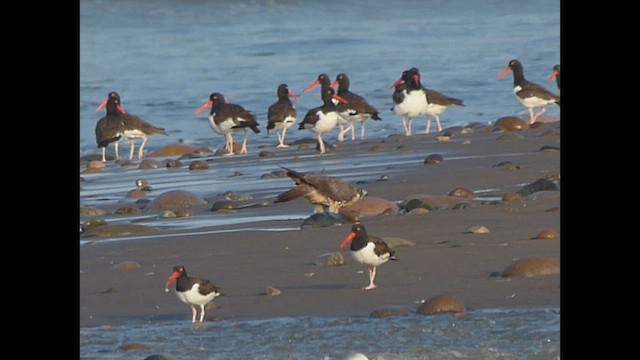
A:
[416,294,466,315]
[404,195,470,211]
[404,198,428,212]
[127,189,147,198]
[339,197,399,217]
[407,208,430,215]
[160,210,176,218]
[119,160,138,168]
[178,153,200,160]
[80,207,106,217]
[301,213,347,228]
[147,144,198,157]
[536,229,559,240]
[139,159,161,169]
[452,202,474,210]
[174,209,193,217]
[377,174,390,181]
[119,343,151,352]
[292,138,318,145]
[165,159,183,168]
[540,145,560,152]
[113,261,141,270]
[493,161,522,170]
[260,173,278,179]
[502,192,523,202]
[81,219,108,232]
[462,139,471,145]
[114,206,142,215]
[270,170,289,178]
[81,167,102,174]
[369,306,412,318]
[265,286,281,296]
[345,353,369,360]
[83,224,161,238]
[87,160,105,169]
[448,187,475,199]
[210,200,239,211]
[501,257,560,277]
[495,116,529,131]
[465,225,490,234]
[382,237,416,249]
[517,176,560,197]
[496,132,524,141]
[368,144,387,153]
[315,252,345,267]
[223,191,253,201]
[80,176,85,183]
[189,160,209,170]
[147,190,207,210]
[259,150,275,157]
[144,356,173,360]
[194,147,214,154]
[435,136,450,142]
[424,154,443,164]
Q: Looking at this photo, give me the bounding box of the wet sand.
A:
[80,123,560,327]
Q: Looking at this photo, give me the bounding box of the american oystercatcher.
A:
[267,84,299,148]
[302,73,333,94]
[389,69,427,136]
[339,224,396,290]
[95,92,167,161]
[297,86,348,154]
[95,92,125,162]
[275,166,367,213]
[548,64,560,91]
[195,92,260,155]
[496,59,560,124]
[330,73,381,141]
[165,265,221,323]
[408,67,464,134]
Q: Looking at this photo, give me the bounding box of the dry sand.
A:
[80,123,560,327]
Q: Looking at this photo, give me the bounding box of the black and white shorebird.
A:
[496,59,560,124]
[330,73,381,141]
[275,166,367,213]
[165,265,221,323]
[195,92,260,155]
[267,84,299,148]
[547,64,560,91]
[297,86,348,155]
[339,224,396,290]
[95,92,125,162]
[95,91,167,161]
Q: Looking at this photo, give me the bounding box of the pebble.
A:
[210,200,239,211]
[144,356,173,360]
[165,159,183,168]
[493,161,522,170]
[501,192,523,202]
[114,206,142,215]
[113,261,142,270]
[517,176,560,196]
[407,208,430,215]
[189,160,209,170]
[368,144,387,153]
[536,229,559,240]
[465,225,490,234]
[119,343,151,352]
[448,187,475,199]
[81,167,102,174]
[315,252,345,267]
[540,145,560,152]
[462,140,471,145]
[424,154,444,164]
[82,224,160,238]
[301,213,347,228]
[223,191,253,201]
[416,294,466,315]
[160,210,176,218]
[80,207,106,217]
[435,135,450,142]
[495,116,529,131]
[81,218,108,232]
[87,160,105,169]
[404,198,429,212]
[501,257,560,277]
[259,150,275,157]
[139,159,160,169]
[147,190,207,210]
[174,209,193,217]
[146,144,198,157]
[265,286,281,296]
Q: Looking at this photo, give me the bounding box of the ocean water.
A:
[80,1,560,358]
[80,308,560,359]
[80,0,560,155]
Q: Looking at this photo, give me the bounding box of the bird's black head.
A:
[507,59,522,70]
[209,92,225,104]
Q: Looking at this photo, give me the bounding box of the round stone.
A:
[265,286,281,296]
[416,294,466,315]
[147,190,207,210]
[165,159,183,168]
[448,187,475,199]
[80,207,106,217]
[502,192,523,202]
[536,229,559,240]
[189,160,209,170]
[465,225,490,234]
[424,154,443,164]
[259,150,275,157]
[495,116,529,131]
[114,206,142,215]
[368,144,387,153]
[139,159,161,169]
[501,257,560,277]
[210,200,238,211]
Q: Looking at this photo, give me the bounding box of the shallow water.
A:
[80,308,560,360]
[80,0,560,156]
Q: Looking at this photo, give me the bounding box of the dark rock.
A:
[80,207,106,217]
[114,206,142,215]
[440,126,464,137]
[369,306,412,318]
[495,116,529,131]
[501,257,560,277]
[223,191,253,201]
[452,202,474,210]
[81,219,108,232]
[139,159,161,169]
[165,159,183,168]
[210,200,239,211]
[493,161,522,170]
[188,160,209,170]
[407,208,430,215]
[144,356,174,360]
[147,190,207,210]
[377,174,390,181]
[178,153,200,160]
[424,154,444,164]
[540,145,560,152]
[147,144,198,157]
[127,189,147,198]
[292,138,318,145]
[404,198,429,212]
[79,176,85,183]
[301,213,347,228]
[517,176,560,197]
[368,144,387,153]
[416,294,466,315]
[259,150,276,157]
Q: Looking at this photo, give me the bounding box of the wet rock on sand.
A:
[301,213,347,228]
[495,116,529,131]
[465,225,490,234]
[368,144,387,153]
[501,257,560,277]
[517,175,560,197]
[147,190,207,210]
[501,192,523,202]
[210,200,239,212]
[160,210,176,218]
[339,197,399,217]
[536,229,559,240]
[493,161,522,170]
[259,150,275,157]
[119,343,151,352]
[113,261,141,270]
[315,252,345,267]
[139,159,161,169]
[369,306,412,318]
[80,207,106,217]
[424,154,444,164]
[114,206,142,215]
[416,294,466,315]
[265,286,281,296]
[448,187,475,199]
[144,356,173,360]
[83,224,161,238]
[81,167,102,174]
[87,160,105,169]
[165,159,183,168]
[403,195,472,211]
[189,160,209,170]
[81,218,108,232]
[147,144,199,157]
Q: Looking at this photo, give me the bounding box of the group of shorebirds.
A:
[92,59,561,322]
[94,59,560,161]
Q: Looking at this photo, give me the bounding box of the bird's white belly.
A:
[208,114,235,135]
[122,129,146,139]
[400,91,428,118]
[175,284,218,306]
[516,94,555,109]
[351,242,390,267]
[274,116,296,131]
[425,103,448,116]
[311,112,338,134]
[340,111,369,123]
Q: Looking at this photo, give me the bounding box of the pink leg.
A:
[532,107,547,123]
[435,114,443,132]
[129,140,136,160]
[360,122,366,140]
[401,116,409,136]
[224,133,235,157]
[101,147,107,162]
[191,305,197,323]
[114,141,121,160]
[317,133,326,154]
[137,135,148,160]
[363,267,377,290]
[337,124,347,142]
[199,304,206,322]
[240,130,248,154]
[277,128,289,148]
[350,124,356,141]
[426,117,432,134]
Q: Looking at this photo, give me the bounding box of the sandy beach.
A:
[80,121,560,328]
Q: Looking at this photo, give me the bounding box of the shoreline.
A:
[80,122,560,328]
